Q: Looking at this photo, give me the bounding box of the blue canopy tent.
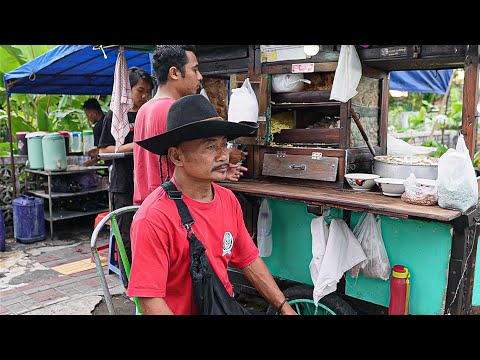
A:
[3,45,153,198]
[389,69,453,95]
[4,45,152,95]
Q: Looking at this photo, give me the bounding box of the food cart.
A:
[196,45,480,315]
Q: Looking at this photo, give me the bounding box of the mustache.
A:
[212,163,229,172]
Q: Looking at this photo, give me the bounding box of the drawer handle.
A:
[289,164,306,171]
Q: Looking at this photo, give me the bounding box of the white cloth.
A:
[309,217,367,305]
[110,48,133,149]
[329,45,362,103]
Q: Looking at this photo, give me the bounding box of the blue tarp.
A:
[389,69,453,95]
[4,45,152,95]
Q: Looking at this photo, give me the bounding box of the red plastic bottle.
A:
[388,265,410,315]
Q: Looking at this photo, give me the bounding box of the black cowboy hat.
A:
[136,94,258,156]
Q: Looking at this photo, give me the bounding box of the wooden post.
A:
[461,45,479,160]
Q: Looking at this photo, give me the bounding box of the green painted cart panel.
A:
[345,212,452,315]
[263,198,453,315]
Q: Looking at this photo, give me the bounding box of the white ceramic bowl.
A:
[374,177,405,197]
[345,173,380,191]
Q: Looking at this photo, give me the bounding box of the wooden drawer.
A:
[262,152,338,181]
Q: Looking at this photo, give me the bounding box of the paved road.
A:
[0,217,135,315]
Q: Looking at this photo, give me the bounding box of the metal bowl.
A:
[373,156,438,180]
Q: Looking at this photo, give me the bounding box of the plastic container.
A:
[12,195,45,243]
[70,131,83,154]
[57,130,70,155]
[257,198,272,257]
[26,132,47,170]
[0,208,5,252]
[82,129,95,155]
[42,133,67,171]
[16,131,30,155]
[388,264,410,315]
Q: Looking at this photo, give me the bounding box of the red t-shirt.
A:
[133,97,176,206]
[126,181,259,315]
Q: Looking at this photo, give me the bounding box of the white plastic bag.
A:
[310,217,367,304]
[387,134,435,157]
[437,134,478,212]
[257,198,272,257]
[353,213,391,280]
[271,74,311,93]
[228,78,259,123]
[401,173,438,206]
[329,45,362,103]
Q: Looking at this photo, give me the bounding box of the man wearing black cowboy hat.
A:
[126,94,296,315]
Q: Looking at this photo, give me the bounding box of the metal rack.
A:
[24,165,109,240]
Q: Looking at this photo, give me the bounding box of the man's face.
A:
[177,51,203,97]
[84,109,96,124]
[131,78,152,111]
[172,135,229,182]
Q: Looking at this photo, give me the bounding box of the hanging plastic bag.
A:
[228,78,259,123]
[437,134,478,212]
[354,213,391,280]
[309,216,329,286]
[271,74,311,93]
[257,198,272,257]
[310,217,367,304]
[329,45,362,103]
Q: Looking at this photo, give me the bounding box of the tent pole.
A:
[6,95,17,200]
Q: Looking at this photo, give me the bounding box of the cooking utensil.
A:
[350,107,376,157]
[374,156,438,180]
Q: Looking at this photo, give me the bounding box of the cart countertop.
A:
[220,179,463,222]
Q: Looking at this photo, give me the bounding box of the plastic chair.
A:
[90,205,140,315]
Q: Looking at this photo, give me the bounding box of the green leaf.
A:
[36,106,50,131]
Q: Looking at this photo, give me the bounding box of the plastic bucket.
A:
[42,133,67,171]
[26,132,47,170]
[12,195,45,243]
[57,131,70,155]
[16,131,30,156]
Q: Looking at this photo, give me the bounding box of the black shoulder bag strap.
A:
[160,180,252,315]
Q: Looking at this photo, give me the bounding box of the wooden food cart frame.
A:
[197,45,480,315]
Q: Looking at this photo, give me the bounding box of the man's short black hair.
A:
[152,45,197,86]
[83,98,103,112]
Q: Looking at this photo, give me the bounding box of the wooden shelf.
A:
[271,102,341,109]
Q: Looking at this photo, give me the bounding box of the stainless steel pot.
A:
[373,156,438,180]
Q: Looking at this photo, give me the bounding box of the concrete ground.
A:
[0,215,265,316]
[0,216,136,315]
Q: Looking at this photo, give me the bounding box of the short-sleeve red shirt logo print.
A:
[222,232,234,256]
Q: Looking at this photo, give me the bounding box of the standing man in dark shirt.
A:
[83,98,105,147]
[97,66,154,288]
[82,98,109,166]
